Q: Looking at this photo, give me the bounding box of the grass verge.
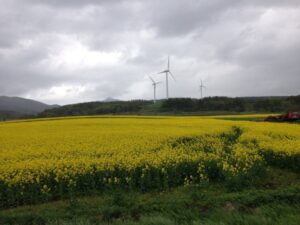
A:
[0,167,299,225]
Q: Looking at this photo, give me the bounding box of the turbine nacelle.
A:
[158,70,169,74]
[152,82,161,86]
[149,76,161,85]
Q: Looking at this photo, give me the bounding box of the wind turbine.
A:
[199,79,206,99]
[149,76,161,103]
[157,56,175,99]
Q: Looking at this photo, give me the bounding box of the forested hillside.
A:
[38,96,300,117]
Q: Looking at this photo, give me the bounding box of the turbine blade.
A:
[168,56,170,70]
[149,76,155,83]
[158,70,166,74]
[169,71,176,81]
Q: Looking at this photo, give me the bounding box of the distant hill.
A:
[0,96,58,120]
[102,97,120,102]
[38,95,300,118]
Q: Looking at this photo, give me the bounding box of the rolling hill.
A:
[0,96,58,120]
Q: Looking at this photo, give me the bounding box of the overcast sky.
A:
[0,0,299,105]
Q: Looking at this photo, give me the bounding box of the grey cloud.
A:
[26,0,128,8]
[0,0,299,104]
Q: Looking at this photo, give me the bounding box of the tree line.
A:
[160,96,300,113]
[36,96,300,118]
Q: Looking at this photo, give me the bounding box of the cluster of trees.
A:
[0,110,24,121]
[160,96,300,113]
[37,96,300,118]
[39,100,152,117]
[0,111,41,121]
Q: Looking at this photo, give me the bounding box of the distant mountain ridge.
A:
[0,96,58,119]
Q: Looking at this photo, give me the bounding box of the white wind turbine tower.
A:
[157,56,175,99]
[149,76,161,103]
[199,79,206,99]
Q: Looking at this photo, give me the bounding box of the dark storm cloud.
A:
[0,0,299,104]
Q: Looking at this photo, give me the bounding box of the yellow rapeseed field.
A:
[0,116,299,207]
